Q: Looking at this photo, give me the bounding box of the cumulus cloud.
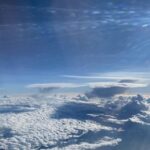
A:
[118,94,146,119]
[0,93,149,149]
[0,95,116,149]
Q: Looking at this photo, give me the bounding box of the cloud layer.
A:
[0,94,150,149]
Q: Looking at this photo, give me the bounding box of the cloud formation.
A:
[87,82,147,88]
[27,81,147,95]
[63,72,150,83]
[119,79,137,83]
[0,93,149,149]
[27,83,83,93]
[86,86,128,98]
[86,81,147,98]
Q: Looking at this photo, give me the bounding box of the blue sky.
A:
[1,0,150,94]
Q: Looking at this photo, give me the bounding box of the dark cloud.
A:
[86,86,128,98]
[119,79,137,83]
[38,87,60,93]
[27,83,82,94]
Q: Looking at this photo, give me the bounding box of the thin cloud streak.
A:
[63,75,144,80]
[87,82,147,88]
[62,72,150,81]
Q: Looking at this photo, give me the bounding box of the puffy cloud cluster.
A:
[0,95,117,149]
[0,94,150,149]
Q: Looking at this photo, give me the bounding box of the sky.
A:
[1,0,150,94]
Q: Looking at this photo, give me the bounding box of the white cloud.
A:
[63,72,150,81]
[0,94,150,149]
[87,82,147,88]
[0,95,115,149]
[58,137,121,150]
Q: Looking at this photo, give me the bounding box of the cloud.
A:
[27,81,147,95]
[0,94,115,150]
[62,72,150,81]
[64,137,121,150]
[119,94,146,119]
[0,93,149,149]
[27,83,84,93]
[87,82,147,88]
[62,73,148,97]
[119,79,137,83]
[86,86,128,98]
[62,74,137,80]
[85,82,147,98]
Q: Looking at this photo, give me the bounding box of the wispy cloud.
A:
[87,82,147,88]
[62,72,150,81]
